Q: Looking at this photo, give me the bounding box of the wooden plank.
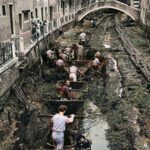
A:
[116,23,150,81]
[40,99,84,102]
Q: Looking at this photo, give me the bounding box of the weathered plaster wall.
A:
[140,0,150,26]
[0,20,74,98]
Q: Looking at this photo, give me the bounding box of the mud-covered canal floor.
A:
[0,12,150,150]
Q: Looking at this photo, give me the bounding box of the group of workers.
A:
[50,29,119,150]
[31,18,47,42]
[51,54,118,150]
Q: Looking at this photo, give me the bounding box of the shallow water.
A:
[86,118,109,150]
[81,102,109,150]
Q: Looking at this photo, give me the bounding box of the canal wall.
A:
[0,21,75,99]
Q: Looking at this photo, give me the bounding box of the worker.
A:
[56,59,64,67]
[64,46,71,59]
[79,31,87,45]
[61,80,72,99]
[56,59,64,72]
[46,50,55,59]
[51,105,75,150]
[76,43,84,61]
[90,19,96,28]
[69,62,82,82]
[56,80,75,99]
[59,51,67,60]
[92,56,100,70]
[46,50,55,66]
[107,53,118,73]
[95,51,101,59]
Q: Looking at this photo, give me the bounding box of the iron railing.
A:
[0,42,13,66]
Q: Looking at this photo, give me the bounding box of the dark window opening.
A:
[2,5,6,16]
[31,11,33,18]
[45,7,47,18]
[41,7,44,21]
[35,8,38,18]
[9,5,14,34]
[19,14,22,30]
[49,6,53,20]
[24,11,29,21]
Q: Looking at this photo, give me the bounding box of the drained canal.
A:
[0,10,150,150]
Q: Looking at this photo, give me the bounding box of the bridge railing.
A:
[81,0,130,8]
[76,0,140,21]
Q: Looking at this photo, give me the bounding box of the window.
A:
[2,5,6,16]
[45,7,47,17]
[0,6,2,16]
[41,7,44,21]
[49,6,53,20]
[35,8,38,18]
[31,11,33,18]
[24,11,29,21]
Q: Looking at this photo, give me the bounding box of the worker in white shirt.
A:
[64,47,71,59]
[69,62,82,82]
[92,56,100,70]
[107,53,119,73]
[79,31,87,45]
[95,51,101,58]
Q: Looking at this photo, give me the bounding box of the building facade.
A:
[140,0,150,26]
[0,0,149,97]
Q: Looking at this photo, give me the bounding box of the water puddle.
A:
[80,102,109,150]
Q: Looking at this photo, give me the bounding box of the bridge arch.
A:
[76,1,140,21]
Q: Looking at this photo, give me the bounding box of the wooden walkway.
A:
[115,17,150,81]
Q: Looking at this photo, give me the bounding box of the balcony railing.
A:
[0,42,13,67]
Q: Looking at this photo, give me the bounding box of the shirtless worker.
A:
[51,105,75,150]
[69,62,82,82]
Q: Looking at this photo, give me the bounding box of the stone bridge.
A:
[76,0,140,21]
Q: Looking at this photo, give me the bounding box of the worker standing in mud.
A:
[106,53,119,74]
[79,30,87,45]
[92,56,100,71]
[56,58,64,72]
[44,49,55,66]
[69,62,82,81]
[51,105,75,150]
